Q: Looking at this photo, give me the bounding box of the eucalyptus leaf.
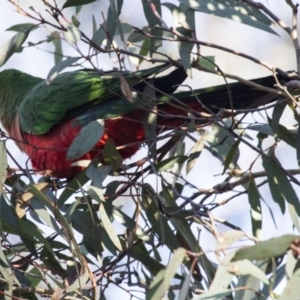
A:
[0,28,33,67]
[232,234,300,261]
[248,180,262,238]
[47,57,81,81]
[178,0,277,35]
[67,119,104,160]
[62,0,97,9]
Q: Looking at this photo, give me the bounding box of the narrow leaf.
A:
[6,23,37,32]
[47,57,81,81]
[222,140,240,174]
[119,74,133,102]
[232,234,300,262]
[199,56,215,71]
[178,0,277,35]
[279,268,300,300]
[142,0,162,55]
[99,203,122,251]
[49,31,63,64]
[148,248,186,300]
[67,119,104,160]
[288,204,300,233]
[62,0,97,9]
[262,156,300,215]
[186,130,206,175]
[0,141,7,193]
[216,230,244,252]
[248,180,262,238]
[0,28,32,67]
[156,155,188,172]
[227,259,268,284]
[297,125,300,167]
[66,269,89,293]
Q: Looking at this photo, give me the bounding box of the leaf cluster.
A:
[1,0,300,299]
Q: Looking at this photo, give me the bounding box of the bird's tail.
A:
[152,74,294,129]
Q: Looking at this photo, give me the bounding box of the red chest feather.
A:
[17,115,145,178]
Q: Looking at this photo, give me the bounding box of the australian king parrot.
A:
[0,63,294,178]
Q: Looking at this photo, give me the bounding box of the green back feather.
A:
[0,70,42,132]
[0,64,172,135]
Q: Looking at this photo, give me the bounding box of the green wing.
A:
[18,63,173,135]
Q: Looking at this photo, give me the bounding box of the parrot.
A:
[0,63,293,178]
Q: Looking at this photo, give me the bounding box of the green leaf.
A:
[62,0,97,9]
[27,184,61,234]
[66,269,89,293]
[0,195,54,256]
[130,243,165,276]
[198,56,215,71]
[91,25,107,47]
[222,140,240,174]
[99,203,122,251]
[142,80,157,159]
[137,37,151,66]
[0,239,14,293]
[215,230,244,252]
[128,26,148,43]
[206,122,239,167]
[163,3,195,76]
[67,119,104,160]
[112,205,139,232]
[206,264,234,296]
[141,185,181,251]
[49,31,63,64]
[0,28,33,67]
[115,22,132,36]
[156,155,188,172]
[286,250,298,279]
[276,124,297,148]
[0,141,7,193]
[147,248,186,300]
[288,204,300,233]
[248,180,262,238]
[142,0,162,56]
[164,248,186,284]
[147,269,165,300]
[227,259,269,284]
[92,15,97,35]
[279,268,300,300]
[178,0,277,35]
[105,0,124,49]
[102,139,123,166]
[75,5,83,14]
[178,270,191,300]
[270,102,286,135]
[232,234,300,261]
[186,132,205,175]
[249,123,297,149]
[58,171,89,207]
[296,125,300,167]
[249,124,274,136]
[6,23,37,32]
[71,15,80,28]
[262,156,300,215]
[47,57,81,81]
[194,290,233,299]
[235,273,261,300]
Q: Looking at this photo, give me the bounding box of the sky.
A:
[1,0,299,298]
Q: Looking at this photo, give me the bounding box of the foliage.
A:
[1,0,300,299]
